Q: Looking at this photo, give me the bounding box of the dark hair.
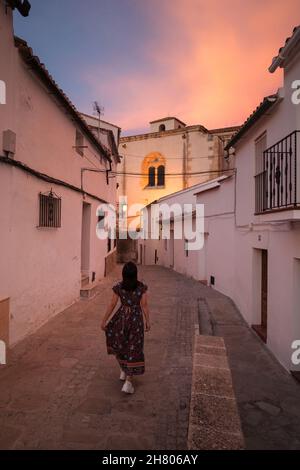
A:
[121,261,138,291]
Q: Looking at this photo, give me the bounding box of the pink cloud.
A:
[81,0,300,133]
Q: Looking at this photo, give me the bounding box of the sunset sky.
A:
[14,0,300,135]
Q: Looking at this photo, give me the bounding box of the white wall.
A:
[224,47,300,370]
[133,24,300,372]
[0,2,117,345]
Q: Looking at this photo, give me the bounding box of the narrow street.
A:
[0,265,197,450]
[0,265,299,450]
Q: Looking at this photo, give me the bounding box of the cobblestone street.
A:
[0,265,299,450]
[0,265,198,450]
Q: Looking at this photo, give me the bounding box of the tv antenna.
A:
[93,101,104,138]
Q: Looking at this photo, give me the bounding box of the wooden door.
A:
[170,230,174,268]
[81,202,91,276]
[252,249,268,343]
[261,250,268,335]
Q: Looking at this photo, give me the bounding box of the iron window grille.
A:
[255,130,300,213]
[39,190,61,228]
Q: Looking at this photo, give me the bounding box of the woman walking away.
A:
[101,262,150,394]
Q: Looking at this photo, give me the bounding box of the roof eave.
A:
[269,26,300,73]
[149,117,187,126]
[15,36,111,163]
[80,112,121,130]
[120,124,208,141]
[224,96,278,150]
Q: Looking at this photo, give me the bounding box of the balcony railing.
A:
[255,130,300,214]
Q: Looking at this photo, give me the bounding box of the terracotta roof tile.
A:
[225,94,278,150]
[269,25,300,72]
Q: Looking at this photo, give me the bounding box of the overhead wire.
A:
[112,168,234,177]
[119,152,222,160]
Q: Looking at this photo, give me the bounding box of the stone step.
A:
[187,333,244,450]
[80,282,99,299]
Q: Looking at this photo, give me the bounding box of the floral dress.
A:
[105,280,148,376]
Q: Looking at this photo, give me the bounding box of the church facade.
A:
[117,117,239,231]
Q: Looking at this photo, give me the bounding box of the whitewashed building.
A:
[0,1,120,347]
[139,25,300,374]
[222,25,300,373]
[118,117,239,231]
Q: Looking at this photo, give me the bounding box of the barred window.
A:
[39,190,61,228]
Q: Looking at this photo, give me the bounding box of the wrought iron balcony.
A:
[255,130,300,214]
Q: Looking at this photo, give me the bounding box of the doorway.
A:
[252,249,268,343]
[291,258,300,381]
[81,202,91,277]
[140,244,143,264]
[170,229,174,268]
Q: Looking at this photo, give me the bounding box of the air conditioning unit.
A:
[3,129,16,157]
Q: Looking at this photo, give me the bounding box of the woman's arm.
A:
[101,292,119,331]
[141,292,151,332]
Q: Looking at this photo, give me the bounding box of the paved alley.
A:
[0,265,299,450]
[0,265,198,450]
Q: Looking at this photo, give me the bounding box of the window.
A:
[159,124,166,132]
[142,152,166,189]
[148,166,155,186]
[254,133,267,213]
[157,165,165,186]
[75,129,84,156]
[39,190,61,228]
[255,132,267,175]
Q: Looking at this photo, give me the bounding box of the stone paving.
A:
[0,265,198,450]
[188,334,244,450]
[203,294,300,450]
[0,264,299,450]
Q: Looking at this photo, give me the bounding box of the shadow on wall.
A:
[117,238,138,263]
[105,250,117,276]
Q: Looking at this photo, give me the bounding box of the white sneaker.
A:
[120,370,126,381]
[121,380,134,394]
